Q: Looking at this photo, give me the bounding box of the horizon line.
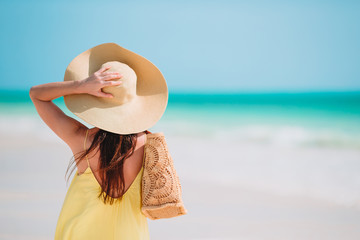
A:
[1,87,360,95]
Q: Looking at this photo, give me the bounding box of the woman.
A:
[29,43,168,239]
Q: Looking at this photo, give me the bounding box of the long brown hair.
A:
[65,128,140,205]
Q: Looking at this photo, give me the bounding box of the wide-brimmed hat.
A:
[63,42,168,134]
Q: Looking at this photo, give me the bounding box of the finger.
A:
[103,81,123,87]
[101,73,122,79]
[96,65,112,74]
[102,74,123,81]
[96,90,114,98]
[101,71,121,76]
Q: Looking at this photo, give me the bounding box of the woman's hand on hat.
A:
[80,65,123,98]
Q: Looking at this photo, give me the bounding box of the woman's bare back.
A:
[76,127,146,197]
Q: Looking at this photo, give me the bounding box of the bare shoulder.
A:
[136,131,147,147]
[69,126,96,157]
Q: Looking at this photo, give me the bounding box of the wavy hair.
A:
[65,128,139,205]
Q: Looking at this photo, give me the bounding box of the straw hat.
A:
[63,42,168,134]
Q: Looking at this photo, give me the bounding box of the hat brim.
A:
[63,42,168,134]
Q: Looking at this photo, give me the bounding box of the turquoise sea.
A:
[1,89,360,149]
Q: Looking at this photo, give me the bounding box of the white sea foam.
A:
[222,125,360,149]
[156,117,360,150]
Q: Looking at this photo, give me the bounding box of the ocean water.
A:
[1,89,360,148]
[164,91,360,149]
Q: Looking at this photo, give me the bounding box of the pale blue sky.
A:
[0,0,359,92]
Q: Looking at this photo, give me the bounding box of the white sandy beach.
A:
[1,113,360,240]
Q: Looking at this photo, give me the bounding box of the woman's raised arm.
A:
[29,65,122,150]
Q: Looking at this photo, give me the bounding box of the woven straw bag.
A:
[141,131,187,220]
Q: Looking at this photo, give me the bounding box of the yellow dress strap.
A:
[84,128,90,168]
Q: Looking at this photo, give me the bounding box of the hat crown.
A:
[63,42,168,134]
[101,61,137,104]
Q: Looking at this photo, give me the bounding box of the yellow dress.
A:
[54,129,150,240]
